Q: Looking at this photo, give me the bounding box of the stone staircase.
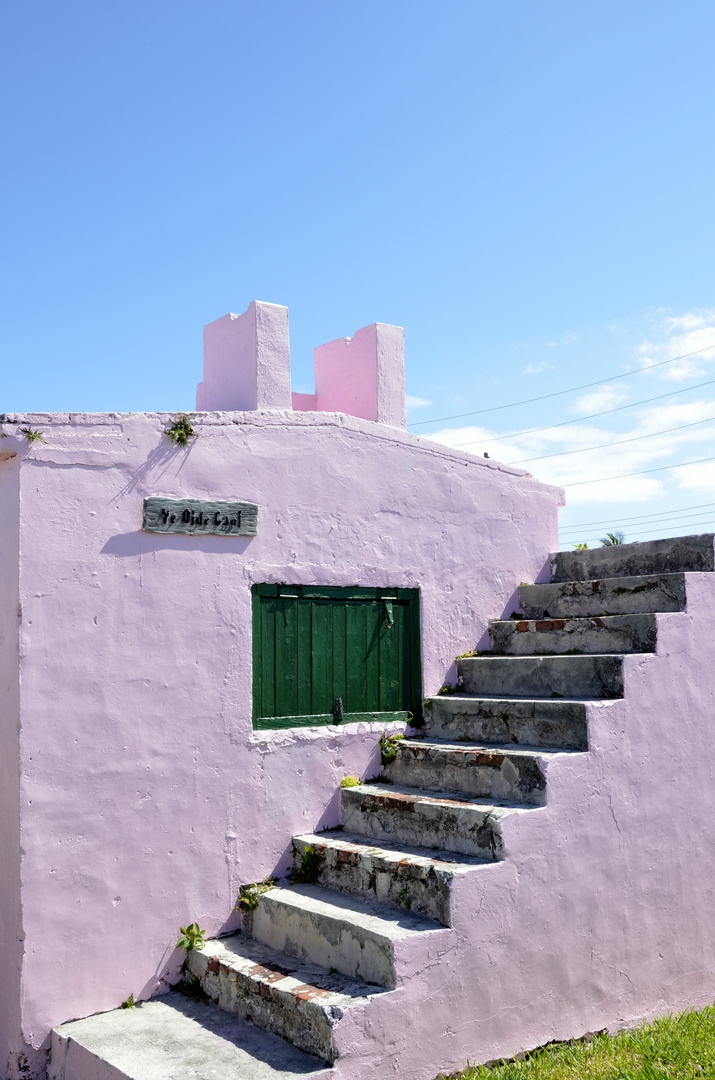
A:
[49,533,715,1080]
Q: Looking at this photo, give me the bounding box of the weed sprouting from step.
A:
[120,993,136,1009]
[380,732,404,765]
[437,683,454,695]
[175,971,210,1003]
[20,427,46,443]
[396,889,412,910]
[237,877,276,912]
[164,414,198,446]
[176,922,206,952]
[290,843,322,885]
[407,710,425,730]
[550,691,564,698]
[340,775,361,788]
[455,649,478,659]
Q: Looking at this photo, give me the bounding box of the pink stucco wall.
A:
[0,453,23,1077]
[0,408,561,1075]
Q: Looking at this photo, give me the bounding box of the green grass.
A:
[439,1006,715,1079]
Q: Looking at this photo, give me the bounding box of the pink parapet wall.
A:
[196,301,406,428]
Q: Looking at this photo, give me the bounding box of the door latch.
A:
[333,697,344,723]
[382,599,394,628]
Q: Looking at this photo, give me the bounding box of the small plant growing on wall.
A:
[176,922,206,952]
[120,993,136,1009]
[164,414,198,446]
[237,878,276,912]
[380,732,404,766]
[290,844,323,885]
[340,775,361,788]
[20,427,45,443]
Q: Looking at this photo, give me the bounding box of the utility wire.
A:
[568,517,715,547]
[409,343,715,428]
[559,500,715,532]
[442,374,715,449]
[564,452,715,488]
[565,512,715,541]
[505,415,715,466]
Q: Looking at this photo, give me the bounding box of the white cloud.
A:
[636,308,715,382]
[572,385,630,415]
[405,394,431,409]
[422,395,715,506]
[524,360,553,374]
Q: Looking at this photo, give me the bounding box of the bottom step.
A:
[49,992,331,1080]
[189,932,386,1063]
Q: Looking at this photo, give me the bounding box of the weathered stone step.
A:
[187,932,385,1064]
[292,830,485,925]
[458,654,624,699]
[243,882,442,990]
[49,992,330,1080]
[340,781,523,858]
[425,695,589,749]
[383,738,547,804]
[489,613,657,656]
[550,532,714,583]
[519,573,687,619]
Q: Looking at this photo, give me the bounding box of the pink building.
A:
[2,303,714,1080]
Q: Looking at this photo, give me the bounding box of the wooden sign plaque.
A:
[143,497,258,537]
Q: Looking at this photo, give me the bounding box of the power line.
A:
[566,517,715,547]
[409,343,715,429]
[559,500,715,532]
[564,512,715,541]
[564,452,715,488]
[506,415,715,466]
[443,374,715,449]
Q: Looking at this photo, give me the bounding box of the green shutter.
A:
[252,585,421,729]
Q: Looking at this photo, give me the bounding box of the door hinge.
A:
[333,697,344,723]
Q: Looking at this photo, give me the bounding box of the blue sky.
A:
[3,1,715,546]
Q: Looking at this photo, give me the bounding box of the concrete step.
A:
[519,572,687,619]
[550,532,714,583]
[488,613,657,656]
[243,882,443,990]
[49,992,330,1080]
[340,781,523,858]
[382,738,547,804]
[425,695,588,749]
[291,830,485,925]
[187,932,385,1064]
[458,653,624,699]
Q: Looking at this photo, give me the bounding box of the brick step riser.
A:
[383,745,546,806]
[187,948,339,1064]
[488,614,656,657]
[519,574,687,619]
[291,836,455,925]
[424,696,588,750]
[458,654,624,700]
[340,787,504,859]
[244,894,399,990]
[550,533,714,583]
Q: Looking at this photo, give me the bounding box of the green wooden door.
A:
[252,585,421,729]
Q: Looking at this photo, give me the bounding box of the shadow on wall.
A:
[101,533,255,557]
